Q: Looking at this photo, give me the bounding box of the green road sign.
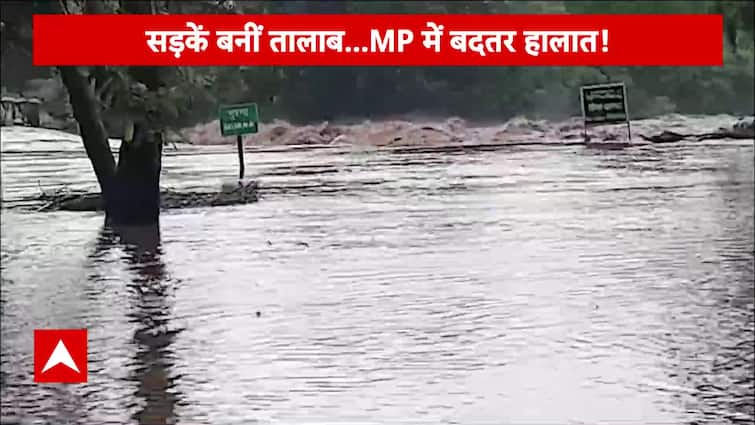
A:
[219,103,259,137]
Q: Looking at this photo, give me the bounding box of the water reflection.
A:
[90,223,182,425]
[0,277,9,391]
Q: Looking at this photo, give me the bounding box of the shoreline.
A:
[3,114,753,149]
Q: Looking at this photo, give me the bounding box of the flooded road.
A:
[1,117,754,425]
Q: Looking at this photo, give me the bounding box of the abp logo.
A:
[33,329,88,383]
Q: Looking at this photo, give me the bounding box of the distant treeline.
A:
[2,0,753,127]
[174,1,755,125]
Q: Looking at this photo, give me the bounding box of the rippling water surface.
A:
[1,118,754,425]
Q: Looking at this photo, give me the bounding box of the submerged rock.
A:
[734,116,754,131]
[640,130,692,143]
[641,119,754,143]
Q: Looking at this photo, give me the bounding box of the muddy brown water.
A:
[1,116,753,425]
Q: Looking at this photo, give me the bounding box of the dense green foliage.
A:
[172,0,755,125]
[2,0,754,127]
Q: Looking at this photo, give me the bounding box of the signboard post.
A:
[219,103,259,180]
[580,82,631,141]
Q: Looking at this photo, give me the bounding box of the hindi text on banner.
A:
[448,30,517,56]
[145,21,210,58]
[421,22,445,53]
[35,14,721,66]
[268,30,346,53]
[216,22,265,53]
[523,30,602,57]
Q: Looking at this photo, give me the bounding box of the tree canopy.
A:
[2,0,753,128]
[179,0,755,124]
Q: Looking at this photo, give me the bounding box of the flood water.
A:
[1,116,754,425]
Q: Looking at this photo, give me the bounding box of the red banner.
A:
[33,14,723,66]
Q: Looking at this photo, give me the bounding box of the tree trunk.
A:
[106,0,165,225]
[58,66,163,225]
[39,0,166,225]
[58,66,116,196]
[108,121,163,224]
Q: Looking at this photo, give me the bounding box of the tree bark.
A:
[57,67,164,226]
[106,0,165,225]
[58,66,116,195]
[108,121,162,225]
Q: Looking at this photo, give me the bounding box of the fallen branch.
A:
[14,181,260,212]
[35,201,56,213]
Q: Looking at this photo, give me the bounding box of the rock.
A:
[221,180,241,193]
[697,128,754,140]
[694,119,754,140]
[734,116,754,131]
[221,179,258,194]
[640,130,692,143]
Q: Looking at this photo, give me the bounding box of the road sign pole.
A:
[237,135,245,180]
[579,87,588,142]
[219,102,258,180]
[623,85,631,141]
